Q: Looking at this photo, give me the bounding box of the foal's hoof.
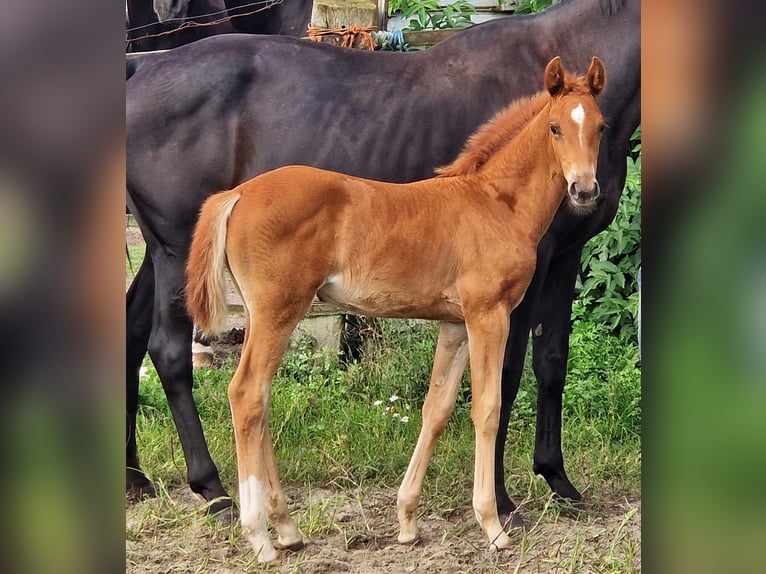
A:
[488,531,514,553]
[500,511,528,532]
[397,532,421,546]
[274,539,306,553]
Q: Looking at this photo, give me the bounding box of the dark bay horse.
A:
[185,57,607,560]
[126,0,314,53]
[126,0,640,523]
[126,0,236,52]
[224,0,313,37]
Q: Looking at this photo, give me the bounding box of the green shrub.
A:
[388,0,476,31]
[511,0,558,15]
[574,134,641,339]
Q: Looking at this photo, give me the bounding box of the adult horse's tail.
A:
[185,189,242,336]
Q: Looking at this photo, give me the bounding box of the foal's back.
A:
[225,165,529,321]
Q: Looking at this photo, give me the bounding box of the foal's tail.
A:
[185,189,242,336]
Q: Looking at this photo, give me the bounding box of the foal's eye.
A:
[550,124,561,136]
[599,123,608,135]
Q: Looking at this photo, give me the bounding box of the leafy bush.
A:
[573,135,641,339]
[388,0,476,31]
[508,320,641,442]
[511,0,558,15]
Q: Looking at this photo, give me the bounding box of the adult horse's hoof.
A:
[552,494,587,516]
[126,470,156,502]
[500,511,527,532]
[207,497,238,525]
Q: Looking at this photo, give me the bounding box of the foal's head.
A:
[544,56,607,212]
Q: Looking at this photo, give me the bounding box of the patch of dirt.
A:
[126,486,640,573]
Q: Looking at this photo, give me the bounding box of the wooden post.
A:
[309,0,378,49]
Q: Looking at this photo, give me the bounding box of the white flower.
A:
[400,416,410,424]
[139,366,149,379]
[389,394,399,402]
[373,400,383,407]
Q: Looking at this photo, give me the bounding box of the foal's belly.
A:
[316,274,464,322]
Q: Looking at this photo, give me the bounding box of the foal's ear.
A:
[587,56,606,96]
[544,56,565,96]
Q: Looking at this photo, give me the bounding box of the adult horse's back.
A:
[126,0,640,522]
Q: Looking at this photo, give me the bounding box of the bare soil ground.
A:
[126,485,640,573]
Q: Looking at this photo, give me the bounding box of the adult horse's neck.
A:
[429,0,639,235]
[429,0,639,121]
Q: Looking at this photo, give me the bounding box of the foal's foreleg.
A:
[465,307,514,551]
[397,321,469,543]
[229,312,305,562]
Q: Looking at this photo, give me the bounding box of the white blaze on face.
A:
[570,103,586,148]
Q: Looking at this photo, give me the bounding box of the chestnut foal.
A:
[185,56,606,562]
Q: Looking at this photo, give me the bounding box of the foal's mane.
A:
[435,71,592,178]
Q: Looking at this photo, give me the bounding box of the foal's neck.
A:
[479,108,567,241]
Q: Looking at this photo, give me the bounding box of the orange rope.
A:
[307,24,377,51]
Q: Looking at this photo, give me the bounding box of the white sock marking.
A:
[239,475,277,561]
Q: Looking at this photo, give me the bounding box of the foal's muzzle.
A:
[567,179,600,209]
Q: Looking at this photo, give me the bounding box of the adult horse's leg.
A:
[494,255,550,528]
[397,321,470,543]
[494,302,533,527]
[126,255,156,500]
[530,248,583,503]
[146,253,234,517]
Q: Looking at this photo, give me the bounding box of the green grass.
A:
[125,244,145,280]
[134,318,640,500]
[131,318,640,572]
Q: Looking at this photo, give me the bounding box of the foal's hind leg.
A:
[229,305,308,562]
[398,321,469,543]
